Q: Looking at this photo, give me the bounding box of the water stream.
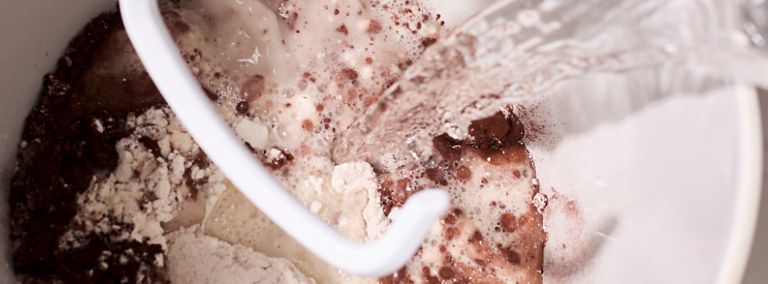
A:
[332,0,768,170]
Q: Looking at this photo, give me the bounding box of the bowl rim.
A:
[717,86,763,284]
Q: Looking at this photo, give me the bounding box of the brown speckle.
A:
[240,75,265,100]
[340,68,358,81]
[301,119,314,132]
[285,12,299,29]
[421,37,437,48]
[456,166,471,182]
[264,150,294,170]
[469,230,484,243]
[425,167,447,185]
[380,266,410,284]
[501,246,521,264]
[367,20,382,34]
[438,267,455,280]
[443,212,457,225]
[500,213,517,232]
[445,227,459,241]
[336,24,348,35]
[422,266,440,284]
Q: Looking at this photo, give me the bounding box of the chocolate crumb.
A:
[301,119,314,132]
[438,267,455,280]
[421,37,437,48]
[264,149,294,170]
[500,246,521,265]
[340,68,358,81]
[469,230,484,243]
[500,212,517,232]
[425,167,447,185]
[422,266,440,284]
[456,165,471,181]
[241,74,265,100]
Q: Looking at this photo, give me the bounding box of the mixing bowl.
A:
[528,84,762,283]
[0,0,761,283]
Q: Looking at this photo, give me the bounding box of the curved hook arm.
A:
[118,0,449,277]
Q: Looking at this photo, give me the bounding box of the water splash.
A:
[333,0,768,170]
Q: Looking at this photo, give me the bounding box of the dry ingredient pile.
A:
[9,0,546,283]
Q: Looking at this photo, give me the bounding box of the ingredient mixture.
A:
[9,0,546,283]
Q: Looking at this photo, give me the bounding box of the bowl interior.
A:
[0,1,761,283]
[0,0,116,280]
[529,84,762,283]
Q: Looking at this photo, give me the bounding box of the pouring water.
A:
[333,0,768,169]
